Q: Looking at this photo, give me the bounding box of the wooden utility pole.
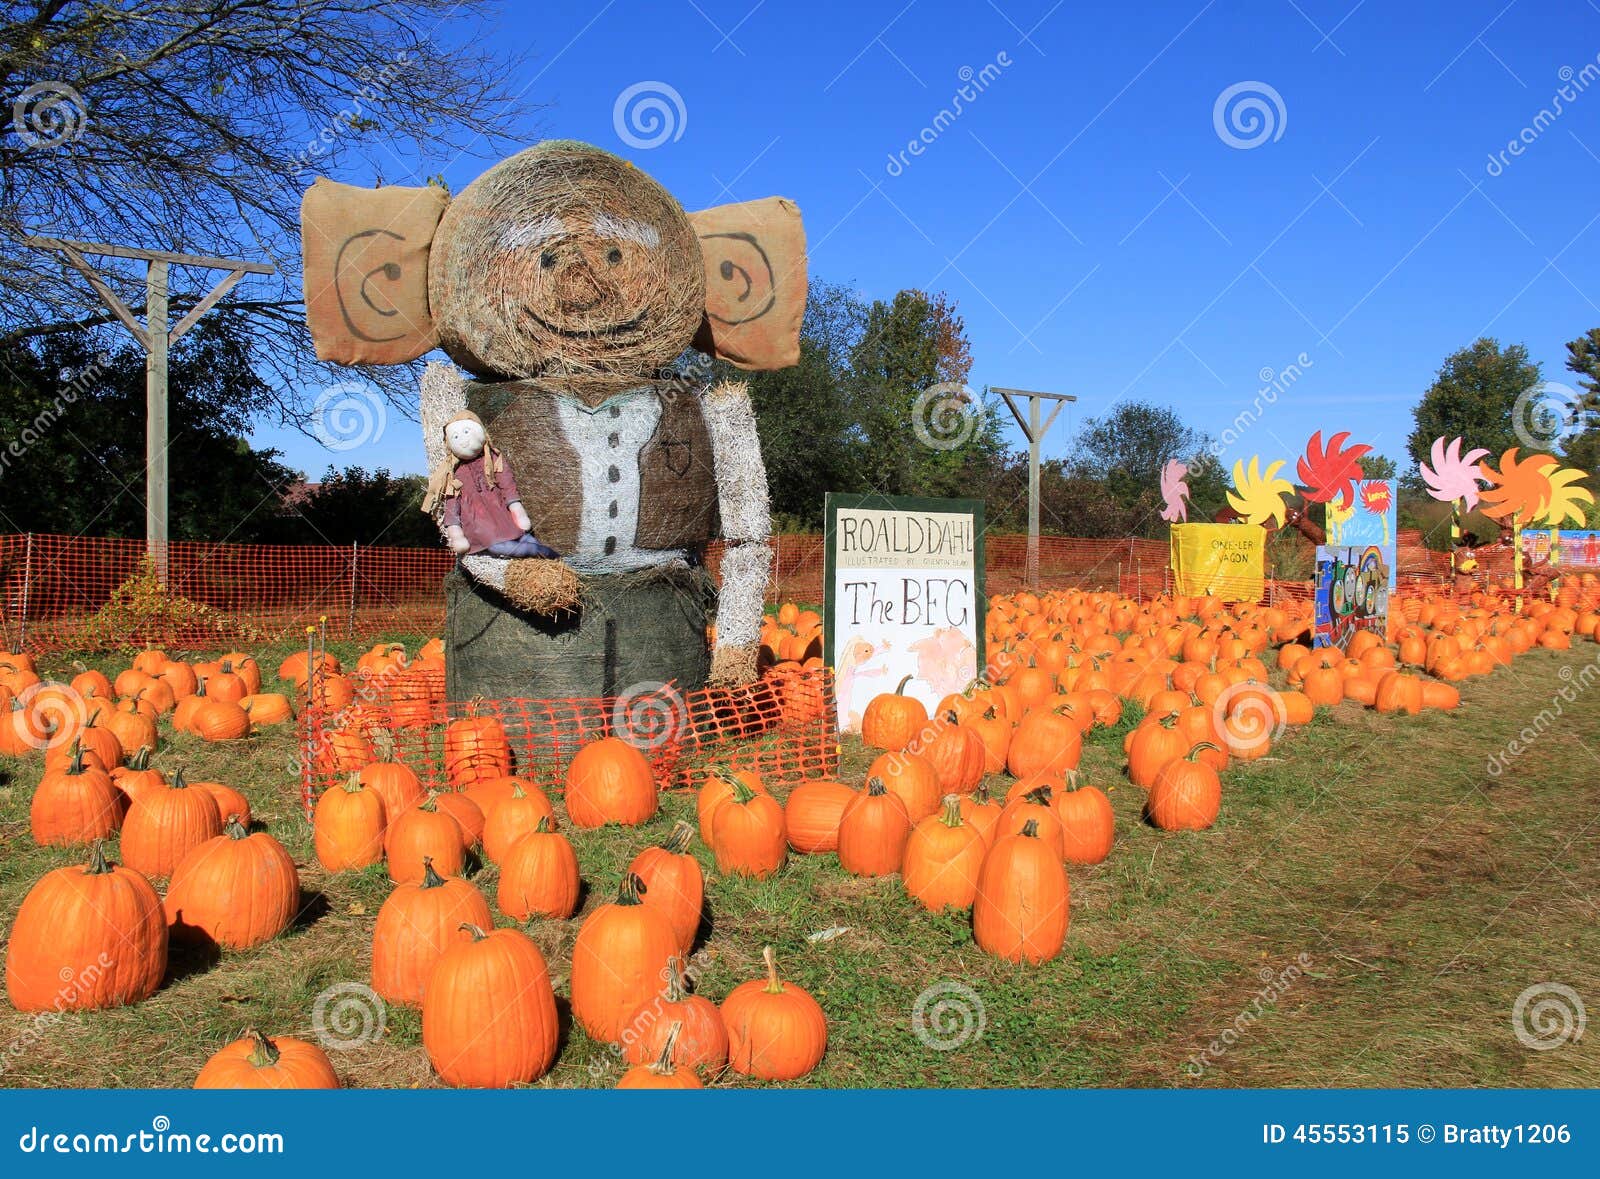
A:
[994,387,1076,588]
[23,238,275,583]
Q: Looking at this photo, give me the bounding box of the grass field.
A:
[1,634,1597,1088]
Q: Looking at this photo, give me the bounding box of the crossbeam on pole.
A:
[993,387,1077,588]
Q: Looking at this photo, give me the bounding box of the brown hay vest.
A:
[465,379,720,554]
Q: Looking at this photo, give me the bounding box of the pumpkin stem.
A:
[618,872,647,906]
[1020,819,1040,839]
[244,1030,280,1069]
[126,745,151,770]
[729,779,758,805]
[509,781,527,800]
[1022,785,1053,804]
[418,792,440,813]
[663,957,688,1003]
[662,820,695,854]
[761,945,784,994]
[342,770,363,794]
[652,1021,683,1075]
[84,840,112,876]
[893,674,914,696]
[534,816,552,834]
[224,815,248,839]
[939,795,964,827]
[458,922,488,942]
[1061,768,1082,791]
[864,777,888,797]
[66,740,85,774]
[172,768,190,789]
[1186,741,1220,761]
[420,857,446,889]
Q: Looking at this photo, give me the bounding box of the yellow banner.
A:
[1170,524,1265,601]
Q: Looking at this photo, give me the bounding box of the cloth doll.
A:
[421,410,558,559]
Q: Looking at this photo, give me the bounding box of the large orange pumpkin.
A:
[629,821,704,953]
[120,769,223,879]
[722,946,827,1080]
[973,821,1069,963]
[496,818,581,921]
[194,1031,339,1090]
[164,818,299,950]
[5,842,167,1012]
[564,736,658,828]
[860,675,928,753]
[902,795,986,912]
[423,925,560,1087]
[838,779,911,877]
[313,773,388,872]
[372,858,493,1007]
[784,779,855,854]
[570,873,678,1043]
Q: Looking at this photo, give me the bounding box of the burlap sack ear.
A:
[300,178,449,365]
[688,197,806,371]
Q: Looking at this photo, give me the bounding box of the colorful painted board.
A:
[1314,544,1390,651]
[1324,480,1397,590]
[824,493,985,734]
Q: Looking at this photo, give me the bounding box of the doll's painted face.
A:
[429,142,706,384]
[445,418,487,462]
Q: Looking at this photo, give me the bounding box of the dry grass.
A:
[1,633,1597,1088]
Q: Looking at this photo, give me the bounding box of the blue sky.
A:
[259,0,1600,481]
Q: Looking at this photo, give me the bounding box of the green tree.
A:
[275,468,438,547]
[850,289,1004,501]
[1070,401,1208,503]
[1407,338,1540,470]
[727,280,869,530]
[1561,328,1600,473]
[0,322,299,540]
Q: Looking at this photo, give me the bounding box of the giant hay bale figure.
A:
[301,141,804,699]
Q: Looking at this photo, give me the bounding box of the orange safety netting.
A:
[296,663,839,819]
[9,527,1553,654]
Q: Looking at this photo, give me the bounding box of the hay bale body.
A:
[444,565,714,702]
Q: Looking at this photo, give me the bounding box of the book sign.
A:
[824,494,985,734]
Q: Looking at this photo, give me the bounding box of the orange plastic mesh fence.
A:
[0,533,452,653]
[11,527,1556,653]
[296,663,839,818]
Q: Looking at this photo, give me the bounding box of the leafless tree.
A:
[0,0,537,423]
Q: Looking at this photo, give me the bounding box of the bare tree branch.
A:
[1,0,541,425]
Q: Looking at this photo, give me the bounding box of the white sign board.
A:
[824,494,986,733]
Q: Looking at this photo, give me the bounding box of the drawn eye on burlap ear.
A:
[688,197,806,371]
[300,177,450,365]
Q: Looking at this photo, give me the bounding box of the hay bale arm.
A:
[701,379,771,684]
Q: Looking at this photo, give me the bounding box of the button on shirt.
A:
[553,389,689,574]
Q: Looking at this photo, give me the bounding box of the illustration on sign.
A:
[1314,544,1389,651]
[824,494,985,733]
